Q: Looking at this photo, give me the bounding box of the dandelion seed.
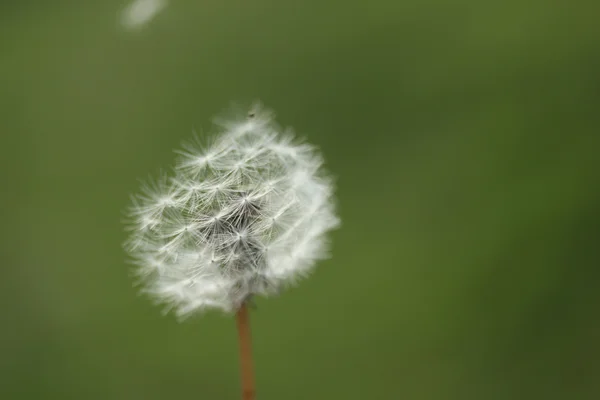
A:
[120,0,167,30]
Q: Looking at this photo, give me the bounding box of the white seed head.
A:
[124,102,340,318]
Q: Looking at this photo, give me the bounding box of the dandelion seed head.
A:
[124,102,339,318]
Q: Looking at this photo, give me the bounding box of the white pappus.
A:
[124,103,340,318]
[120,0,168,30]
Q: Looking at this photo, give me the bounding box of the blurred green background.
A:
[1,1,599,399]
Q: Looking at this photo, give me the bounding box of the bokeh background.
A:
[1,1,599,399]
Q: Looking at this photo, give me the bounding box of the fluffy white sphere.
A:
[124,103,339,317]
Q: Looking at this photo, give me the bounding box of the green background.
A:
[1,1,599,399]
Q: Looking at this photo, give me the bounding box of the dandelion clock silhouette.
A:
[123,102,340,400]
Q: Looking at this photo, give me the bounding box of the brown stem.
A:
[236,302,255,400]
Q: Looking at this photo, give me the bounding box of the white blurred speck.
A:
[121,0,168,30]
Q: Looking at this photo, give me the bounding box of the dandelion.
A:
[124,102,339,399]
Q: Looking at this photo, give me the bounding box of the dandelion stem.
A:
[236,302,255,400]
